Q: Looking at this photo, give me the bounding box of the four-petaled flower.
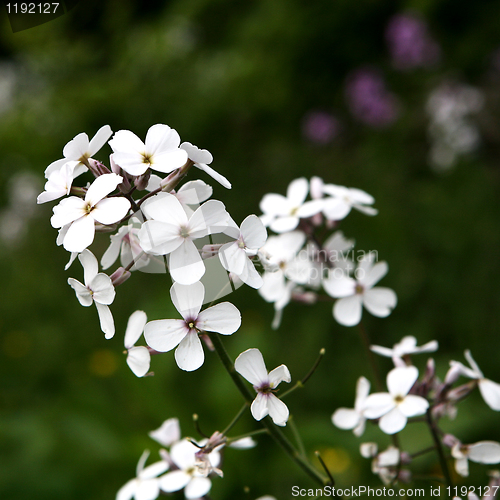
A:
[219,215,267,289]
[332,376,370,436]
[449,350,500,411]
[110,124,188,177]
[45,125,113,178]
[363,366,429,434]
[138,192,230,285]
[259,177,324,233]
[124,310,151,377]
[116,450,169,500]
[323,251,397,326]
[371,335,438,366]
[68,249,116,339]
[144,281,241,371]
[51,173,131,252]
[451,440,500,477]
[159,438,220,499]
[180,142,231,189]
[235,348,291,426]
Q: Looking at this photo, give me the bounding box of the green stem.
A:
[207,332,328,486]
[222,403,249,435]
[425,408,453,491]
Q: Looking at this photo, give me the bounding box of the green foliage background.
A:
[0,1,500,499]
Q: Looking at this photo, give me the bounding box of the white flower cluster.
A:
[117,417,256,500]
[332,335,500,484]
[257,176,397,328]
[426,82,484,171]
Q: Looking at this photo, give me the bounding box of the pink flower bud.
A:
[110,267,131,286]
[134,171,151,191]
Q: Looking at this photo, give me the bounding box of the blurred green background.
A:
[1,0,500,498]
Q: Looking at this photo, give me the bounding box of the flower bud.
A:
[360,442,378,458]
[444,363,462,385]
[442,433,460,449]
[134,171,151,191]
[88,158,111,176]
[110,266,131,286]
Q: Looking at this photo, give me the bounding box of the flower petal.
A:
[267,394,289,426]
[85,173,123,206]
[188,200,229,238]
[159,470,191,493]
[332,408,361,430]
[151,149,188,174]
[63,215,96,253]
[398,395,429,417]
[116,479,137,500]
[219,242,246,275]
[362,287,397,318]
[91,274,115,305]
[92,198,130,225]
[268,364,291,388]
[175,330,204,371]
[333,295,363,326]
[468,441,500,464]
[235,348,268,386]
[360,261,388,288]
[197,302,241,334]
[323,275,356,298]
[185,477,212,499]
[363,393,395,419]
[149,418,181,447]
[145,124,181,154]
[126,346,151,377]
[170,281,204,320]
[479,379,500,411]
[250,392,269,421]
[88,125,112,156]
[95,302,115,339]
[144,319,187,352]
[379,407,407,434]
[269,216,300,233]
[68,278,92,306]
[195,162,231,189]
[78,249,98,285]
[124,310,148,348]
[240,214,267,249]
[387,366,418,398]
[169,240,205,285]
[286,177,309,206]
[138,220,183,256]
[63,132,89,160]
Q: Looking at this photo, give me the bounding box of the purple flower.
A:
[385,14,440,70]
[345,68,399,128]
[302,111,340,144]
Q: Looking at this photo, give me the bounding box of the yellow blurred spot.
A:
[317,447,351,474]
[3,331,31,358]
[89,349,118,377]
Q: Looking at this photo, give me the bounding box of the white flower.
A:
[371,336,438,365]
[258,231,312,327]
[138,192,230,285]
[124,311,150,377]
[321,184,378,221]
[37,161,80,204]
[149,418,181,448]
[144,281,241,371]
[323,252,397,327]
[51,173,130,252]
[259,177,324,233]
[45,125,112,178]
[450,350,500,411]
[332,376,370,436]
[219,215,267,289]
[451,441,500,477]
[363,366,429,434]
[110,124,188,176]
[159,438,220,499]
[67,249,116,339]
[371,445,400,485]
[180,142,231,189]
[116,450,169,500]
[235,348,291,426]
